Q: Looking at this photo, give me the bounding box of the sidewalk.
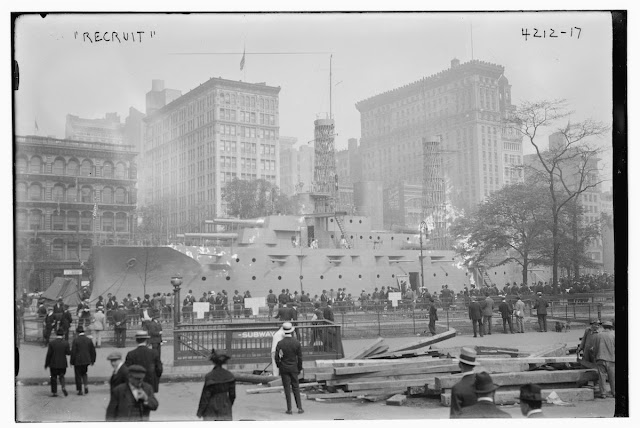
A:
[16,328,581,385]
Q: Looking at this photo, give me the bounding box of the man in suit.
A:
[125,331,163,393]
[468,297,483,338]
[498,296,514,334]
[106,365,159,421]
[450,347,479,418]
[519,383,545,418]
[44,328,70,397]
[514,295,526,333]
[70,325,96,395]
[266,289,278,319]
[145,314,163,360]
[107,352,129,392]
[428,297,438,336]
[480,293,494,335]
[43,308,57,347]
[275,322,304,414]
[533,292,549,332]
[113,303,128,348]
[592,320,615,398]
[459,371,511,418]
[52,297,65,323]
[60,305,73,342]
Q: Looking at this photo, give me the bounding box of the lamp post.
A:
[419,221,427,291]
[171,274,183,327]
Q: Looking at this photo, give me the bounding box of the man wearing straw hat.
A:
[450,347,480,418]
[459,371,511,418]
[275,322,304,414]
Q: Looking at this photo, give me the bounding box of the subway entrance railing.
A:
[172,319,344,366]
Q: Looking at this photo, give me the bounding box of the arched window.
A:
[115,162,126,179]
[114,187,126,204]
[17,210,28,230]
[52,158,65,175]
[102,212,114,232]
[16,182,27,200]
[102,187,113,203]
[66,159,79,176]
[80,159,93,176]
[102,161,113,178]
[67,186,77,202]
[81,186,93,203]
[29,156,42,174]
[51,211,65,230]
[115,212,127,232]
[80,239,92,261]
[29,210,42,230]
[81,211,92,231]
[28,183,42,200]
[51,184,65,201]
[67,242,79,260]
[16,157,28,173]
[51,238,64,260]
[67,211,79,231]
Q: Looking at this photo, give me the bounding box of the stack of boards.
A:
[247,329,598,406]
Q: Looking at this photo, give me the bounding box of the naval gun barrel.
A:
[205,218,265,227]
[183,233,238,239]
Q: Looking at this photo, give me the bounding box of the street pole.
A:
[419,221,427,291]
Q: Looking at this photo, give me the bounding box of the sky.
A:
[13,11,613,178]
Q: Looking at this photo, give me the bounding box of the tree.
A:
[450,182,550,285]
[136,203,167,245]
[505,99,609,286]
[222,178,286,218]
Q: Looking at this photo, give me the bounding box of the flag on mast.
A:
[34,119,39,133]
[240,47,246,71]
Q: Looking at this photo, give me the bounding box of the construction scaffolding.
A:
[422,136,450,250]
[311,118,337,214]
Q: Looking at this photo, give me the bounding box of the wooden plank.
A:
[467,361,529,374]
[346,338,385,359]
[307,389,406,400]
[246,382,320,394]
[475,356,578,365]
[387,329,456,353]
[529,344,567,358]
[386,394,407,406]
[334,359,456,375]
[435,369,598,390]
[333,363,460,380]
[363,344,390,358]
[476,345,520,352]
[345,377,438,391]
[325,372,453,386]
[367,349,442,360]
[315,359,404,367]
[440,387,594,407]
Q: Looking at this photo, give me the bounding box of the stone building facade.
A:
[15,135,137,291]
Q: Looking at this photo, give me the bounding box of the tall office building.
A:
[336,138,362,187]
[65,113,124,145]
[141,77,281,237]
[355,58,523,213]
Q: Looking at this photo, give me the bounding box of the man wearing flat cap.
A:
[519,383,545,418]
[70,325,96,395]
[578,318,601,368]
[106,365,159,421]
[112,303,128,348]
[450,347,479,418]
[44,328,70,397]
[145,313,163,359]
[459,371,511,418]
[125,330,163,393]
[592,320,615,398]
[107,352,129,392]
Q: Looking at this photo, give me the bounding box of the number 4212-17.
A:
[521,27,581,41]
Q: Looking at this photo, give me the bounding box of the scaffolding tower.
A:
[422,135,450,250]
[311,118,337,214]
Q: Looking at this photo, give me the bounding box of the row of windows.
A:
[16,156,130,179]
[16,183,130,204]
[16,210,129,232]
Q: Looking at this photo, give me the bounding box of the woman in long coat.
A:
[197,350,236,421]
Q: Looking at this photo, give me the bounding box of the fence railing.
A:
[173,320,344,365]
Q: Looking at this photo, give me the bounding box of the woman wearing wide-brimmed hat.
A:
[196,349,236,421]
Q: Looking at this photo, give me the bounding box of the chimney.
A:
[151,79,165,92]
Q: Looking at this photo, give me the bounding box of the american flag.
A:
[92,200,98,218]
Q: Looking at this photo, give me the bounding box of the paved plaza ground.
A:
[14,324,618,421]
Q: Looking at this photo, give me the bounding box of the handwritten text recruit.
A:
[74,31,156,43]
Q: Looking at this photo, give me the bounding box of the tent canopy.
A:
[41,277,82,307]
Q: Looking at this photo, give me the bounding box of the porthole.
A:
[445,273,448,276]
[360,236,363,239]
[202,276,207,281]
[349,219,353,223]
[350,235,354,239]
[359,220,362,224]
[369,236,372,239]
[433,273,436,277]
[226,276,231,280]
[358,274,362,279]
[391,274,395,278]
[278,276,282,280]
[252,276,256,280]
[391,237,394,240]
[331,235,334,239]
[299,275,304,280]
[320,275,324,279]
[338,274,342,279]
[252,258,256,262]
[376,274,380,278]
[330,218,334,222]
[407,237,410,241]
[236,258,240,263]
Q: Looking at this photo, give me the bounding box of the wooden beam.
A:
[315,357,439,367]
[345,337,385,359]
[246,382,320,394]
[435,369,598,390]
[334,359,456,375]
[386,329,457,353]
[529,344,567,357]
[474,356,577,365]
[306,389,406,400]
[367,349,442,360]
[440,387,594,406]
[345,376,438,391]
